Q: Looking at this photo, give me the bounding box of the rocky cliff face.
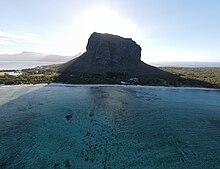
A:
[86,32,141,66]
[59,32,168,77]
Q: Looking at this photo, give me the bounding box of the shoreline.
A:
[0,83,219,91]
[1,67,219,89]
[0,83,48,88]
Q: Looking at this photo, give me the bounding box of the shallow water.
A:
[0,85,220,169]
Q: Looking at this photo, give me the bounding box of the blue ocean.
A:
[0,61,62,70]
[0,84,220,168]
[1,61,220,70]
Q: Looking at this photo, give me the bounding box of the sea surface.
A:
[0,61,63,70]
[1,61,220,70]
[0,84,220,169]
[149,62,220,68]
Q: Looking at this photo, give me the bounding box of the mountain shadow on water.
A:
[55,32,218,88]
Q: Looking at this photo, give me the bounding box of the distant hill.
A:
[38,53,82,62]
[0,51,80,62]
[0,52,45,61]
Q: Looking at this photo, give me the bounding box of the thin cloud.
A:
[0,30,44,44]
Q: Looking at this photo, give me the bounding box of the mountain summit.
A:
[58,32,170,78]
[86,32,141,65]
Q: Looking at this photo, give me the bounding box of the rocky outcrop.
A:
[58,32,170,77]
[86,32,141,66]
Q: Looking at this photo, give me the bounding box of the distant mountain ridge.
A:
[0,51,80,62]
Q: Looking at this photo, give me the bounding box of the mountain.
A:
[59,32,171,78]
[0,52,45,61]
[0,51,78,62]
[1,33,217,88]
[38,53,82,62]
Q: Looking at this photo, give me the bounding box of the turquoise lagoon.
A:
[0,84,220,169]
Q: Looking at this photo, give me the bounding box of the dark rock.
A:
[89,112,94,117]
[86,32,141,65]
[59,32,161,74]
[58,32,168,77]
[65,114,72,120]
[85,157,89,161]
[53,163,60,169]
[64,160,71,169]
[0,161,7,169]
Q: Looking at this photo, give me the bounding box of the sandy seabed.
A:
[0,84,220,169]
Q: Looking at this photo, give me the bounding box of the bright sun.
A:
[45,5,140,55]
[76,5,138,38]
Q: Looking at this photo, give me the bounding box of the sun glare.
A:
[76,5,138,38]
[42,5,141,56]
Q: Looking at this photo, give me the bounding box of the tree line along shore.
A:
[0,66,219,89]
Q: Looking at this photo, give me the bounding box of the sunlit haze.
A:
[45,5,141,57]
[0,0,220,62]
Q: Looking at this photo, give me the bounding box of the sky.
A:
[0,0,220,62]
